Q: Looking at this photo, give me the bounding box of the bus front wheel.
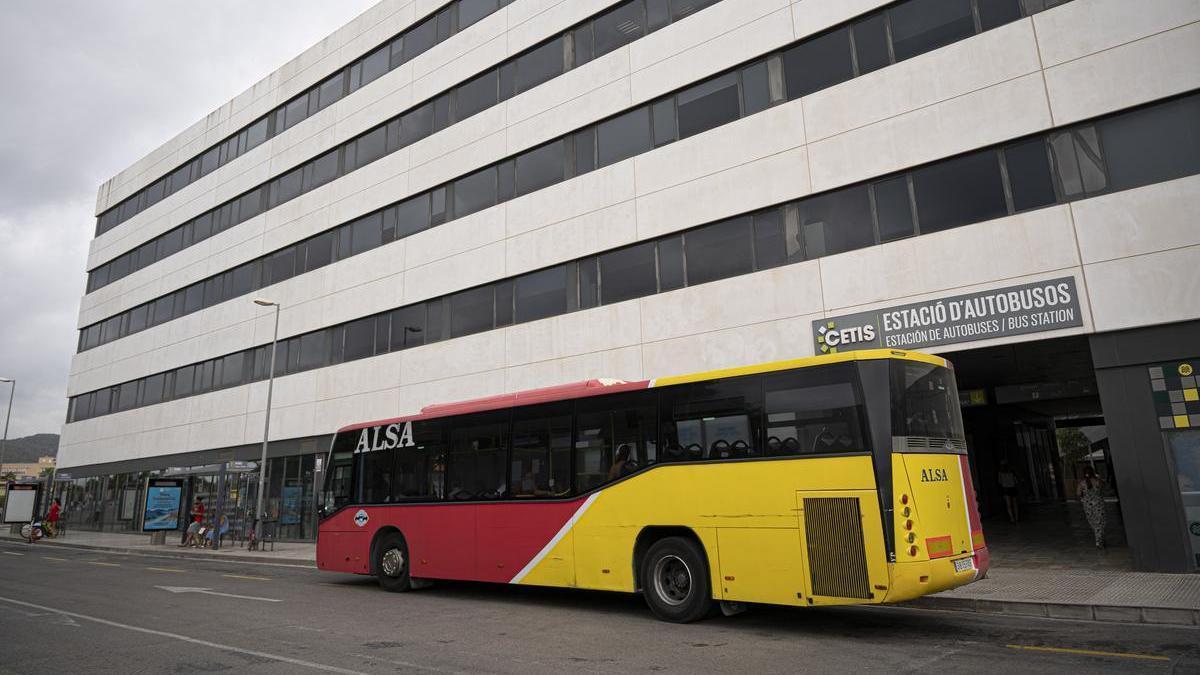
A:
[641,537,712,623]
[374,533,412,592]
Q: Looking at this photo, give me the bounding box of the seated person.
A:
[607,444,636,481]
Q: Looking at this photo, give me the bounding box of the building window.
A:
[1098,95,1200,194]
[852,13,891,75]
[515,140,565,196]
[597,107,652,168]
[450,286,494,338]
[797,185,874,258]
[515,37,565,94]
[912,150,1008,234]
[888,0,976,62]
[684,216,754,286]
[593,1,645,58]
[676,73,740,140]
[453,167,498,218]
[600,242,657,305]
[873,176,916,242]
[1003,138,1057,213]
[456,69,499,120]
[515,266,567,324]
[782,27,854,100]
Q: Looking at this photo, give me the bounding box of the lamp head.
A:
[252,298,278,307]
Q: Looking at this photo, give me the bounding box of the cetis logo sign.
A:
[816,321,877,353]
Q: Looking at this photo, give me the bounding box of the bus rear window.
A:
[891,361,964,441]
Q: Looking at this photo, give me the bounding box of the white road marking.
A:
[155,585,281,602]
[2,552,23,556]
[0,595,367,674]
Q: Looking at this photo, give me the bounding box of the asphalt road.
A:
[0,539,1196,674]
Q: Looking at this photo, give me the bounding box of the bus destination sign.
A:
[813,277,1083,353]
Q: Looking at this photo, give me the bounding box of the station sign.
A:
[813,277,1083,353]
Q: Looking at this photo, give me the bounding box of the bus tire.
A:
[374,532,412,593]
[641,536,712,623]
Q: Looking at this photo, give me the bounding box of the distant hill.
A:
[1,434,58,463]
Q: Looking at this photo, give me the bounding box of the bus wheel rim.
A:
[381,547,405,577]
[652,554,692,606]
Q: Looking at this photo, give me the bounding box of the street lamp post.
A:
[0,378,14,482]
[252,299,280,547]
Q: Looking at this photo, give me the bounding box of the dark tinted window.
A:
[283,96,308,130]
[515,266,567,323]
[303,231,335,272]
[304,150,340,191]
[456,70,498,119]
[660,376,762,461]
[142,373,165,406]
[219,352,245,387]
[350,126,388,173]
[889,0,976,62]
[128,304,148,334]
[317,72,344,110]
[447,413,508,499]
[798,185,874,257]
[677,73,740,139]
[1099,96,1200,193]
[657,235,685,291]
[597,107,652,167]
[573,128,596,175]
[395,194,431,238]
[575,391,657,492]
[652,98,676,146]
[402,102,434,144]
[594,1,645,57]
[752,209,788,270]
[393,419,444,499]
[741,61,770,116]
[265,248,296,286]
[873,176,916,242]
[360,45,390,88]
[1048,127,1107,199]
[453,167,497,217]
[852,13,891,75]
[515,38,564,93]
[671,0,719,20]
[515,140,564,196]
[359,445,396,504]
[391,305,426,350]
[297,331,328,371]
[891,361,964,439]
[577,258,598,310]
[511,405,572,497]
[783,27,854,100]
[345,317,376,361]
[685,216,754,285]
[117,381,139,412]
[913,151,1007,233]
[404,18,437,60]
[764,365,865,455]
[600,242,657,304]
[451,286,494,337]
[459,0,499,28]
[1004,138,1057,212]
[272,167,303,207]
[157,227,183,259]
[978,0,1023,30]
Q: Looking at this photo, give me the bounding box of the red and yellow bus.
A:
[317,349,987,622]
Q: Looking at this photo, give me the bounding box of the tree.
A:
[1056,427,1092,472]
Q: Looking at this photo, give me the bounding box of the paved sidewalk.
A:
[913,565,1200,626]
[0,528,315,565]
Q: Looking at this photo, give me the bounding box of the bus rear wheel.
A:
[641,537,712,623]
[375,533,412,592]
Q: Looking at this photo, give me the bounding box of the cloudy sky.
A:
[0,1,377,439]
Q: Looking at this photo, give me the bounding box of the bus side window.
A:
[659,376,763,461]
[511,403,572,498]
[447,411,509,500]
[574,391,658,493]
[394,418,445,500]
[763,364,866,455]
[359,444,396,504]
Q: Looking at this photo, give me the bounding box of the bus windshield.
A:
[890,361,964,442]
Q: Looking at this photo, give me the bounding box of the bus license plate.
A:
[953,557,975,573]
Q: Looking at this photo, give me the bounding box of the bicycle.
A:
[19,520,43,543]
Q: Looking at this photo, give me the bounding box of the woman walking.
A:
[1077,466,1107,549]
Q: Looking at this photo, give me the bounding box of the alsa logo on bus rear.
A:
[354,421,415,454]
[816,321,876,353]
[920,468,949,483]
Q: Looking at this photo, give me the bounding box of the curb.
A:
[0,536,316,567]
[907,595,1200,627]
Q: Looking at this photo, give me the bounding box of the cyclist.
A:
[44,498,61,537]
